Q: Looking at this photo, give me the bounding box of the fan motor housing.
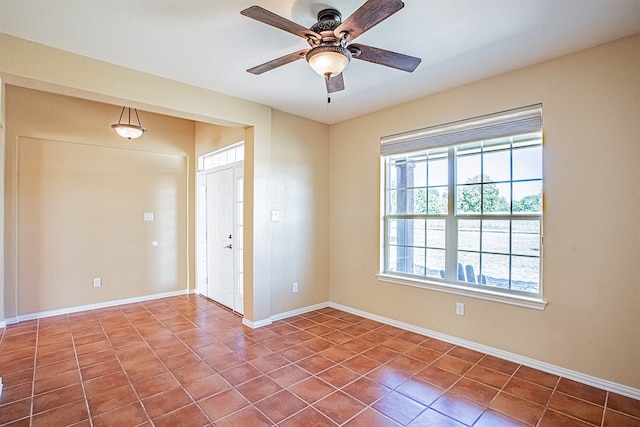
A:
[311,8,342,34]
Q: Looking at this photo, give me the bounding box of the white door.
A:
[206,168,234,309]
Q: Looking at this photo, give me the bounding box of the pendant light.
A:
[111,106,146,140]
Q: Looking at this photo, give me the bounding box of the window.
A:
[380,105,544,307]
[198,143,244,171]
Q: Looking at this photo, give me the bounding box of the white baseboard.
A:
[328,301,640,401]
[2,289,191,325]
[270,302,329,322]
[242,302,328,329]
[242,317,272,329]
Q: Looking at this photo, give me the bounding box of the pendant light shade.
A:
[306,45,351,78]
[112,106,146,140]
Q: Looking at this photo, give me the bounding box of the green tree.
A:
[458,175,509,213]
[414,188,447,214]
[513,192,542,213]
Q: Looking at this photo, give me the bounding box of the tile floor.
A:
[0,295,639,427]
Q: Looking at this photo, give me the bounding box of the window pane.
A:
[512,181,542,214]
[387,162,398,189]
[457,184,481,214]
[428,187,448,214]
[393,189,423,214]
[483,182,510,213]
[388,219,398,245]
[483,149,511,183]
[512,256,540,293]
[412,248,426,275]
[414,188,427,214]
[458,220,480,251]
[388,245,397,272]
[395,219,422,247]
[235,227,243,250]
[413,161,427,188]
[426,249,445,278]
[237,178,244,202]
[457,252,479,283]
[387,190,397,214]
[482,220,510,254]
[390,160,411,189]
[391,246,413,274]
[428,157,448,186]
[236,146,244,161]
[457,153,481,184]
[513,145,542,181]
[481,253,510,289]
[237,202,243,226]
[426,220,445,249]
[512,220,540,256]
[219,151,228,166]
[412,219,426,247]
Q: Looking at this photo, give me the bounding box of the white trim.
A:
[328,301,640,401]
[377,273,547,310]
[0,321,6,328]
[270,302,329,322]
[242,302,328,329]
[3,289,191,325]
[242,317,272,329]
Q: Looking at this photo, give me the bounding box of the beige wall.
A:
[5,87,193,317]
[329,33,640,389]
[0,33,274,323]
[195,122,245,158]
[270,110,330,314]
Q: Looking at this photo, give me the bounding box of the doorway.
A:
[196,144,244,313]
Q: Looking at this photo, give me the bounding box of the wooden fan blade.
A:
[326,73,345,93]
[241,6,321,41]
[335,0,404,42]
[349,43,421,72]
[247,50,309,75]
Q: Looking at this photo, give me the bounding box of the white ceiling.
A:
[2,0,640,124]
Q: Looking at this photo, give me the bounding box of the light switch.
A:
[270,210,280,222]
[144,212,154,222]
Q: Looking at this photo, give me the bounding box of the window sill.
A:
[376,273,547,310]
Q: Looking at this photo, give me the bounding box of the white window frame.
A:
[377,105,547,310]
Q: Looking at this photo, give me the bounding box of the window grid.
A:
[384,133,542,298]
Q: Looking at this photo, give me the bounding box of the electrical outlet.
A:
[292,282,299,293]
[93,278,102,288]
[456,302,465,316]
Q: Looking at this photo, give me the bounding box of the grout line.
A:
[70,313,95,427]
[601,391,609,427]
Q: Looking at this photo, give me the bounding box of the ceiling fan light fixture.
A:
[111,106,146,140]
[306,45,351,78]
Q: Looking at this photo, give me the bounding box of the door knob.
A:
[223,244,233,249]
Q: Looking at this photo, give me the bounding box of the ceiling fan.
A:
[240,0,421,97]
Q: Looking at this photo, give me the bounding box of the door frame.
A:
[196,145,244,314]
